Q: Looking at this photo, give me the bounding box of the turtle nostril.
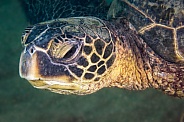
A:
[28,47,35,54]
[30,48,34,54]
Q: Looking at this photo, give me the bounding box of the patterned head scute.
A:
[20,17,116,86]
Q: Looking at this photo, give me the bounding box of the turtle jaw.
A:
[19,50,88,94]
[28,80,85,94]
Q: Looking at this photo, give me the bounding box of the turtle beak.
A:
[19,49,39,80]
[19,49,84,94]
[19,51,29,78]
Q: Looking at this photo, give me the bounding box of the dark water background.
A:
[0,0,184,122]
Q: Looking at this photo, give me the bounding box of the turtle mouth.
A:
[28,79,85,94]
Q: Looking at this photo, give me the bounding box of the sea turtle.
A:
[19,0,184,97]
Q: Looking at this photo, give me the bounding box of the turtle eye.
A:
[62,44,79,59]
[48,37,82,63]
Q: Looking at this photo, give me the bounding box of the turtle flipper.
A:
[20,0,110,24]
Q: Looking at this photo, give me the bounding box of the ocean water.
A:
[0,0,183,122]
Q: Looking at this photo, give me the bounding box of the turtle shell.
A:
[21,0,109,24]
[108,0,184,63]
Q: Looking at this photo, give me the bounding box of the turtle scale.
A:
[21,0,109,24]
[177,27,184,56]
[108,0,184,63]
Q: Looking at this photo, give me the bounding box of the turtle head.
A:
[19,17,116,95]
